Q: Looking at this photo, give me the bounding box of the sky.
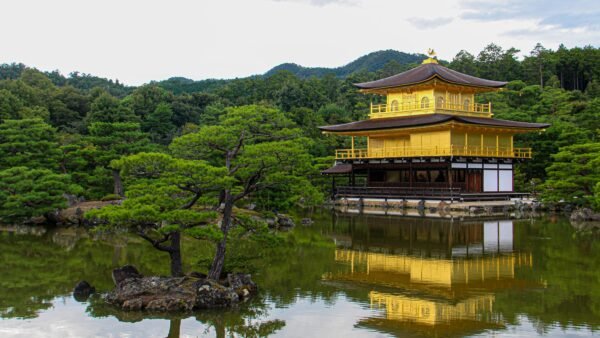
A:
[1,0,599,85]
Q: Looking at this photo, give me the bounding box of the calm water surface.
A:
[1,212,599,337]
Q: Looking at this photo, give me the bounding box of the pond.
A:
[1,211,599,337]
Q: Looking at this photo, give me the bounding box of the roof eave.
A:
[354,75,507,92]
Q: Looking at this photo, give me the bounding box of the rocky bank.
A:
[104,265,257,312]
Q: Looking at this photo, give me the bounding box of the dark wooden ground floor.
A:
[325,159,522,201]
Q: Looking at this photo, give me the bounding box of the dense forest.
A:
[1,42,600,225]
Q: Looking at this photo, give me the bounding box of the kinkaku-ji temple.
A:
[320,50,549,202]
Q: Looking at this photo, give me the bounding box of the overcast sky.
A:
[2,0,598,85]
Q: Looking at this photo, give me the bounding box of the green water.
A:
[0,212,599,337]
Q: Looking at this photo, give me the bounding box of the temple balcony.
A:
[335,145,532,160]
[369,101,492,119]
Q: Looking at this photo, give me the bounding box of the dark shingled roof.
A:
[354,63,507,90]
[321,163,352,175]
[319,114,550,133]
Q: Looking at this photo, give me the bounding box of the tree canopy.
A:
[0,43,599,215]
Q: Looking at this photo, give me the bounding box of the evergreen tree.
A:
[85,92,137,125]
[542,142,600,206]
[0,167,82,224]
[85,122,156,197]
[142,102,175,144]
[0,119,61,170]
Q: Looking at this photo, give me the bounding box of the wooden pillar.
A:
[448,163,453,190]
[331,176,336,200]
[409,161,413,188]
[351,136,355,157]
[445,89,448,109]
[496,134,499,156]
[480,133,483,153]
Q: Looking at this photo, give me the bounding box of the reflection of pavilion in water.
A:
[325,215,539,337]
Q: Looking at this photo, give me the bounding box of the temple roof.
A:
[354,63,507,90]
[322,163,353,175]
[319,114,550,133]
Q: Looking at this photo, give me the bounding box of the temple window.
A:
[421,97,429,108]
[390,100,399,112]
[463,99,471,111]
[436,96,445,108]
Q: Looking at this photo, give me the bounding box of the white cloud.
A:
[0,0,596,85]
[273,0,359,6]
[406,17,454,29]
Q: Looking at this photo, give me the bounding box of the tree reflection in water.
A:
[1,212,600,337]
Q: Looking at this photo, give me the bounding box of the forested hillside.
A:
[264,50,427,78]
[1,43,600,223]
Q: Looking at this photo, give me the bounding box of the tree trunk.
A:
[209,239,227,280]
[113,169,124,197]
[208,195,233,280]
[169,231,183,277]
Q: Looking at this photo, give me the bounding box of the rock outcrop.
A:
[264,213,296,230]
[301,218,313,226]
[570,208,600,222]
[276,214,295,228]
[73,280,95,301]
[105,266,257,312]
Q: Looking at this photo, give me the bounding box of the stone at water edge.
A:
[105,265,259,311]
[570,208,600,222]
[301,218,314,226]
[106,275,197,312]
[276,214,295,228]
[112,265,142,286]
[437,201,450,213]
[195,279,239,309]
[73,280,95,301]
[227,273,258,295]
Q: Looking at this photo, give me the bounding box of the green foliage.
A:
[85,92,137,125]
[87,152,228,234]
[594,182,600,210]
[142,102,175,144]
[0,119,61,170]
[542,142,600,206]
[264,50,426,78]
[0,167,82,223]
[1,43,600,217]
[170,105,324,209]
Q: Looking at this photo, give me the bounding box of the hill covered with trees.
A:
[264,50,428,78]
[1,42,600,223]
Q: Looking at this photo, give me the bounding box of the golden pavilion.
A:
[320,52,549,200]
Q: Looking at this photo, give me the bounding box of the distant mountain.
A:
[152,50,430,93]
[154,77,229,95]
[0,62,133,97]
[264,50,428,78]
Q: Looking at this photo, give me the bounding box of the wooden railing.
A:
[369,101,492,118]
[335,145,532,159]
[335,186,530,201]
[336,186,461,199]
